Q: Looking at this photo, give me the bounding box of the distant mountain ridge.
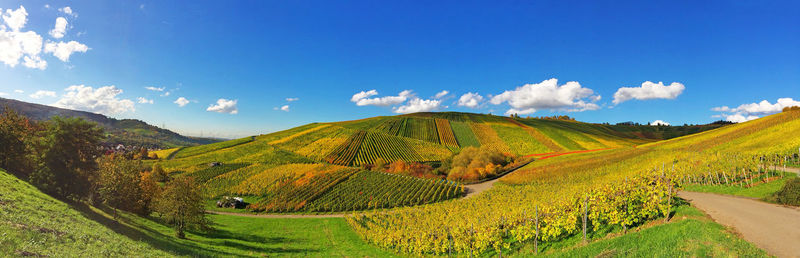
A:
[0,97,220,149]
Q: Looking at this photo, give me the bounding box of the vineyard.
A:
[401,118,440,143]
[353,132,426,166]
[435,118,459,148]
[469,122,512,154]
[324,131,368,166]
[305,170,463,212]
[450,121,480,148]
[345,110,800,255]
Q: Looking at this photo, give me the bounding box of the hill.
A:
[152,111,725,213]
[0,169,171,257]
[348,109,800,255]
[0,97,219,149]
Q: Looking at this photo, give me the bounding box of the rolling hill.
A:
[152,112,726,213]
[0,97,220,149]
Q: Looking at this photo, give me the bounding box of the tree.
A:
[97,157,148,218]
[30,116,104,199]
[151,163,169,182]
[154,176,209,238]
[0,107,38,178]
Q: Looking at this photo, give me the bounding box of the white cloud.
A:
[0,92,7,96]
[276,105,290,112]
[490,78,601,115]
[457,92,483,108]
[207,99,238,114]
[174,97,189,107]
[0,29,46,69]
[49,17,67,38]
[434,90,449,99]
[725,114,760,123]
[44,40,89,61]
[393,98,441,114]
[144,86,164,92]
[53,85,135,115]
[505,108,536,116]
[351,90,412,106]
[58,7,76,17]
[2,6,28,32]
[286,97,299,102]
[137,97,153,104]
[650,120,670,126]
[161,91,171,97]
[14,89,23,93]
[29,90,56,99]
[712,98,800,123]
[44,4,50,9]
[613,81,685,105]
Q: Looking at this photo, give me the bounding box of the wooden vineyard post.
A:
[535,205,540,254]
[665,180,673,223]
[582,195,588,244]
[723,172,729,185]
[784,156,787,178]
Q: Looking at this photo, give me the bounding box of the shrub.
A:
[768,178,800,206]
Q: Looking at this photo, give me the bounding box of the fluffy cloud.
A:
[49,17,67,39]
[613,81,685,105]
[137,97,153,104]
[712,98,800,123]
[29,90,56,99]
[457,92,483,108]
[145,86,164,91]
[174,97,190,107]
[0,29,46,69]
[2,6,28,31]
[44,40,88,61]
[207,99,238,114]
[725,114,760,123]
[58,7,76,17]
[351,90,412,106]
[434,90,449,99]
[650,120,670,126]
[14,89,23,93]
[286,97,299,102]
[490,78,601,115]
[393,98,441,114]
[0,6,87,69]
[53,85,135,115]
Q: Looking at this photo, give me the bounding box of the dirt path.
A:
[678,191,800,257]
[214,148,612,218]
[771,165,800,174]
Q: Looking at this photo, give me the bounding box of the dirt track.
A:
[678,191,800,257]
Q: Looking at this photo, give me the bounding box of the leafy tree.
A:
[151,163,169,182]
[0,107,38,178]
[97,157,148,218]
[154,176,209,238]
[30,116,104,199]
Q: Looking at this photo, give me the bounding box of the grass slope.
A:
[520,205,767,257]
[0,169,170,257]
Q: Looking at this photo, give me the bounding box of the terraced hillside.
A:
[348,109,800,255]
[151,112,724,214]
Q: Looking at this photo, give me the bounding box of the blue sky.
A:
[1,0,798,138]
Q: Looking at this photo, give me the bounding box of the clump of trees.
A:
[783,106,800,112]
[444,146,517,181]
[0,106,209,239]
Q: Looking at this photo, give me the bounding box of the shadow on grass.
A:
[70,202,317,256]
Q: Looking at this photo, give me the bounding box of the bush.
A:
[446,146,514,182]
[768,178,800,206]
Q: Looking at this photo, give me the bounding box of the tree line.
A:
[0,107,206,238]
